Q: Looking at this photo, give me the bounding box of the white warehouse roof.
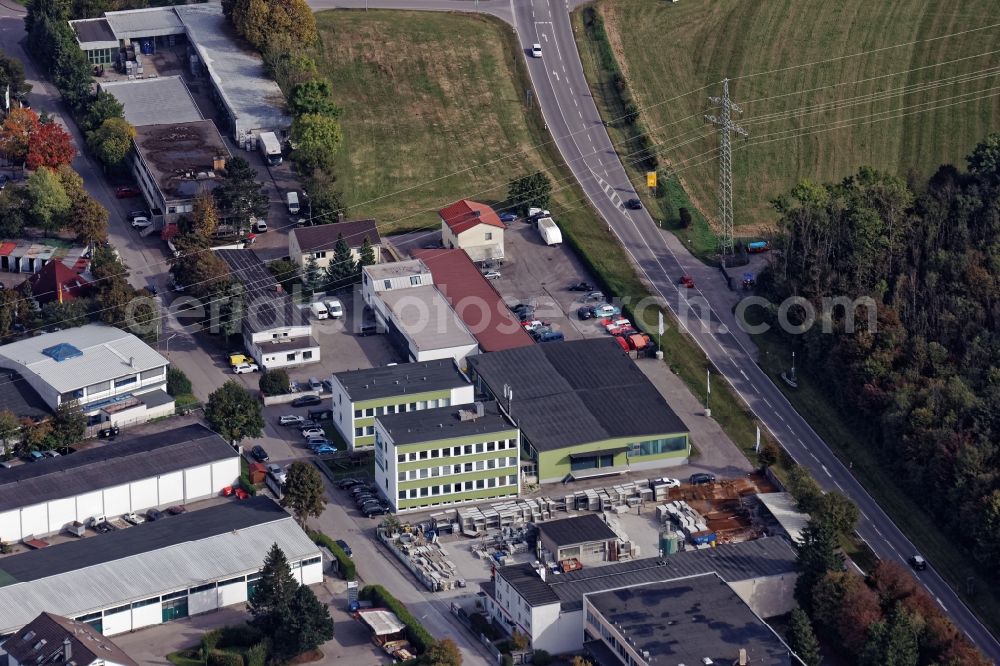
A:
[0,324,168,394]
[0,498,318,634]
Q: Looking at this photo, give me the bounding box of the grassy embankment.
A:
[314,9,772,464]
[576,0,1000,247]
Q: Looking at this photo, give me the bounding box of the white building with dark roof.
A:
[0,325,173,428]
[0,497,321,637]
[0,421,239,543]
[482,537,798,655]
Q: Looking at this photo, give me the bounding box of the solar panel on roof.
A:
[41,343,83,362]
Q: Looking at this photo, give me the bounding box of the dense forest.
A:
[759,135,1000,565]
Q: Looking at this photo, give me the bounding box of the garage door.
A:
[184,465,212,499]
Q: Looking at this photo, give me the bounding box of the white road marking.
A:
[552,71,559,81]
[797,438,804,445]
[809,452,818,461]
[578,110,583,118]
[574,98,579,107]
[936,597,947,612]
[739,369,749,380]
[763,398,772,408]
[821,465,831,477]
[777,414,785,422]
[786,425,793,433]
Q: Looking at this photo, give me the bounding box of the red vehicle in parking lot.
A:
[115,185,141,198]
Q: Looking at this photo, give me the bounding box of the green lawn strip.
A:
[166,651,203,666]
[754,331,1000,636]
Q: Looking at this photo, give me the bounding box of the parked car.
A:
[351,485,374,497]
[522,320,550,333]
[115,185,140,198]
[650,477,681,489]
[308,377,323,391]
[625,198,642,210]
[307,438,332,450]
[146,508,164,521]
[578,303,620,320]
[499,212,518,222]
[299,419,320,430]
[27,451,44,462]
[321,380,334,393]
[483,270,502,280]
[337,478,362,489]
[568,281,595,291]
[335,539,353,557]
[251,445,269,462]
[292,395,322,407]
[267,463,287,484]
[97,424,121,439]
[308,408,332,421]
[324,298,344,318]
[363,505,387,517]
[537,331,565,343]
[279,415,305,426]
[123,512,144,525]
[130,217,152,229]
[166,505,186,515]
[42,450,61,458]
[95,521,116,534]
[301,427,325,439]
[689,472,716,485]
[313,444,336,455]
[127,210,148,221]
[908,554,927,571]
[234,362,260,374]
[583,291,605,302]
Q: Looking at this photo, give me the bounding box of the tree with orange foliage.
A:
[26,120,75,170]
[0,107,39,164]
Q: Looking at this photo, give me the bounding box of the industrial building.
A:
[482,537,797,655]
[411,249,534,352]
[0,422,240,543]
[0,240,88,276]
[1,612,137,665]
[536,514,619,565]
[216,249,320,370]
[374,402,520,513]
[0,325,174,428]
[583,574,793,666]
[329,360,475,450]
[438,200,505,263]
[467,339,690,483]
[362,260,479,364]
[69,4,291,144]
[289,220,381,272]
[0,497,322,637]
[99,76,202,127]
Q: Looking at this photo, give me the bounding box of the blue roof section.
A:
[41,343,82,362]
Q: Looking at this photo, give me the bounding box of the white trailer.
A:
[536,217,562,246]
[258,131,282,165]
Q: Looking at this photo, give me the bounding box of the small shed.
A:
[248,462,267,485]
[536,514,619,564]
[755,492,810,544]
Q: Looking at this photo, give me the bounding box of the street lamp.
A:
[301,189,313,226]
[163,333,178,355]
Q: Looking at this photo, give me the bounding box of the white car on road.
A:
[279,415,305,426]
[233,362,259,374]
[531,43,542,58]
[130,216,152,229]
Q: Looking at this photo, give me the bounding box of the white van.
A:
[309,302,329,320]
[324,298,344,318]
[286,192,300,214]
[252,218,268,233]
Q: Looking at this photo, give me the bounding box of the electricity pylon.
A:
[705,78,748,258]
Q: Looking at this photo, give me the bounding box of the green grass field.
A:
[582,0,1000,231]
[314,10,555,234]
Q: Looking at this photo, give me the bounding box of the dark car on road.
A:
[115,185,141,198]
[251,445,269,462]
[98,425,120,439]
[291,395,322,408]
[908,554,927,571]
[335,539,353,557]
[689,472,716,485]
[568,281,595,292]
[625,198,642,210]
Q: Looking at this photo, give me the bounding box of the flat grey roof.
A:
[587,574,792,665]
[70,18,116,46]
[0,367,49,420]
[334,359,470,402]
[364,259,430,281]
[377,402,515,446]
[0,422,236,513]
[216,249,308,332]
[379,285,477,352]
[175,4,291,135]
[104,6,184,38]
[133,120,230,201]
[100,76,203,127]
[538,514,618,548]
[468,339,687,451]
[498,537,797,611]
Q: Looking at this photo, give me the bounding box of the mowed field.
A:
[314,10,556,234]
[592,0,1000,229]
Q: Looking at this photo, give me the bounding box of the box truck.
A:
[536,217,562,245]
[258,131,282,166]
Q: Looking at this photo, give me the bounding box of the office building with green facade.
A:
[374,402,520,513]
[330,360,475,451]
[467,339,690,483]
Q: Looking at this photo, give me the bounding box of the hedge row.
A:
[308,529,356,581]
[359,585,435,654]
[581,6,658,171]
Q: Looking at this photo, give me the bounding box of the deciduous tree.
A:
[0,107,39,164]
[49,400,85,447]
[422,638,462,666]
[815,491,859,537]
[192,191,220,240]
[0,51,32,101]
[81,89,124,132]
[25,167,71,234]
[70,194,109,246]
[258,369,289,395]
[87,117,134,168]
[281,461,327,526]
[0,409,18,459]
[205,381,264,444]
[507,172,551,215]
[26,118,75,170]
[41,300,88,329]
[167,367,192,397]
[289,79,340,117]
[291,113,342,174]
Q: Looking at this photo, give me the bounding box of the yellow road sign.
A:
[646,171,657,189]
